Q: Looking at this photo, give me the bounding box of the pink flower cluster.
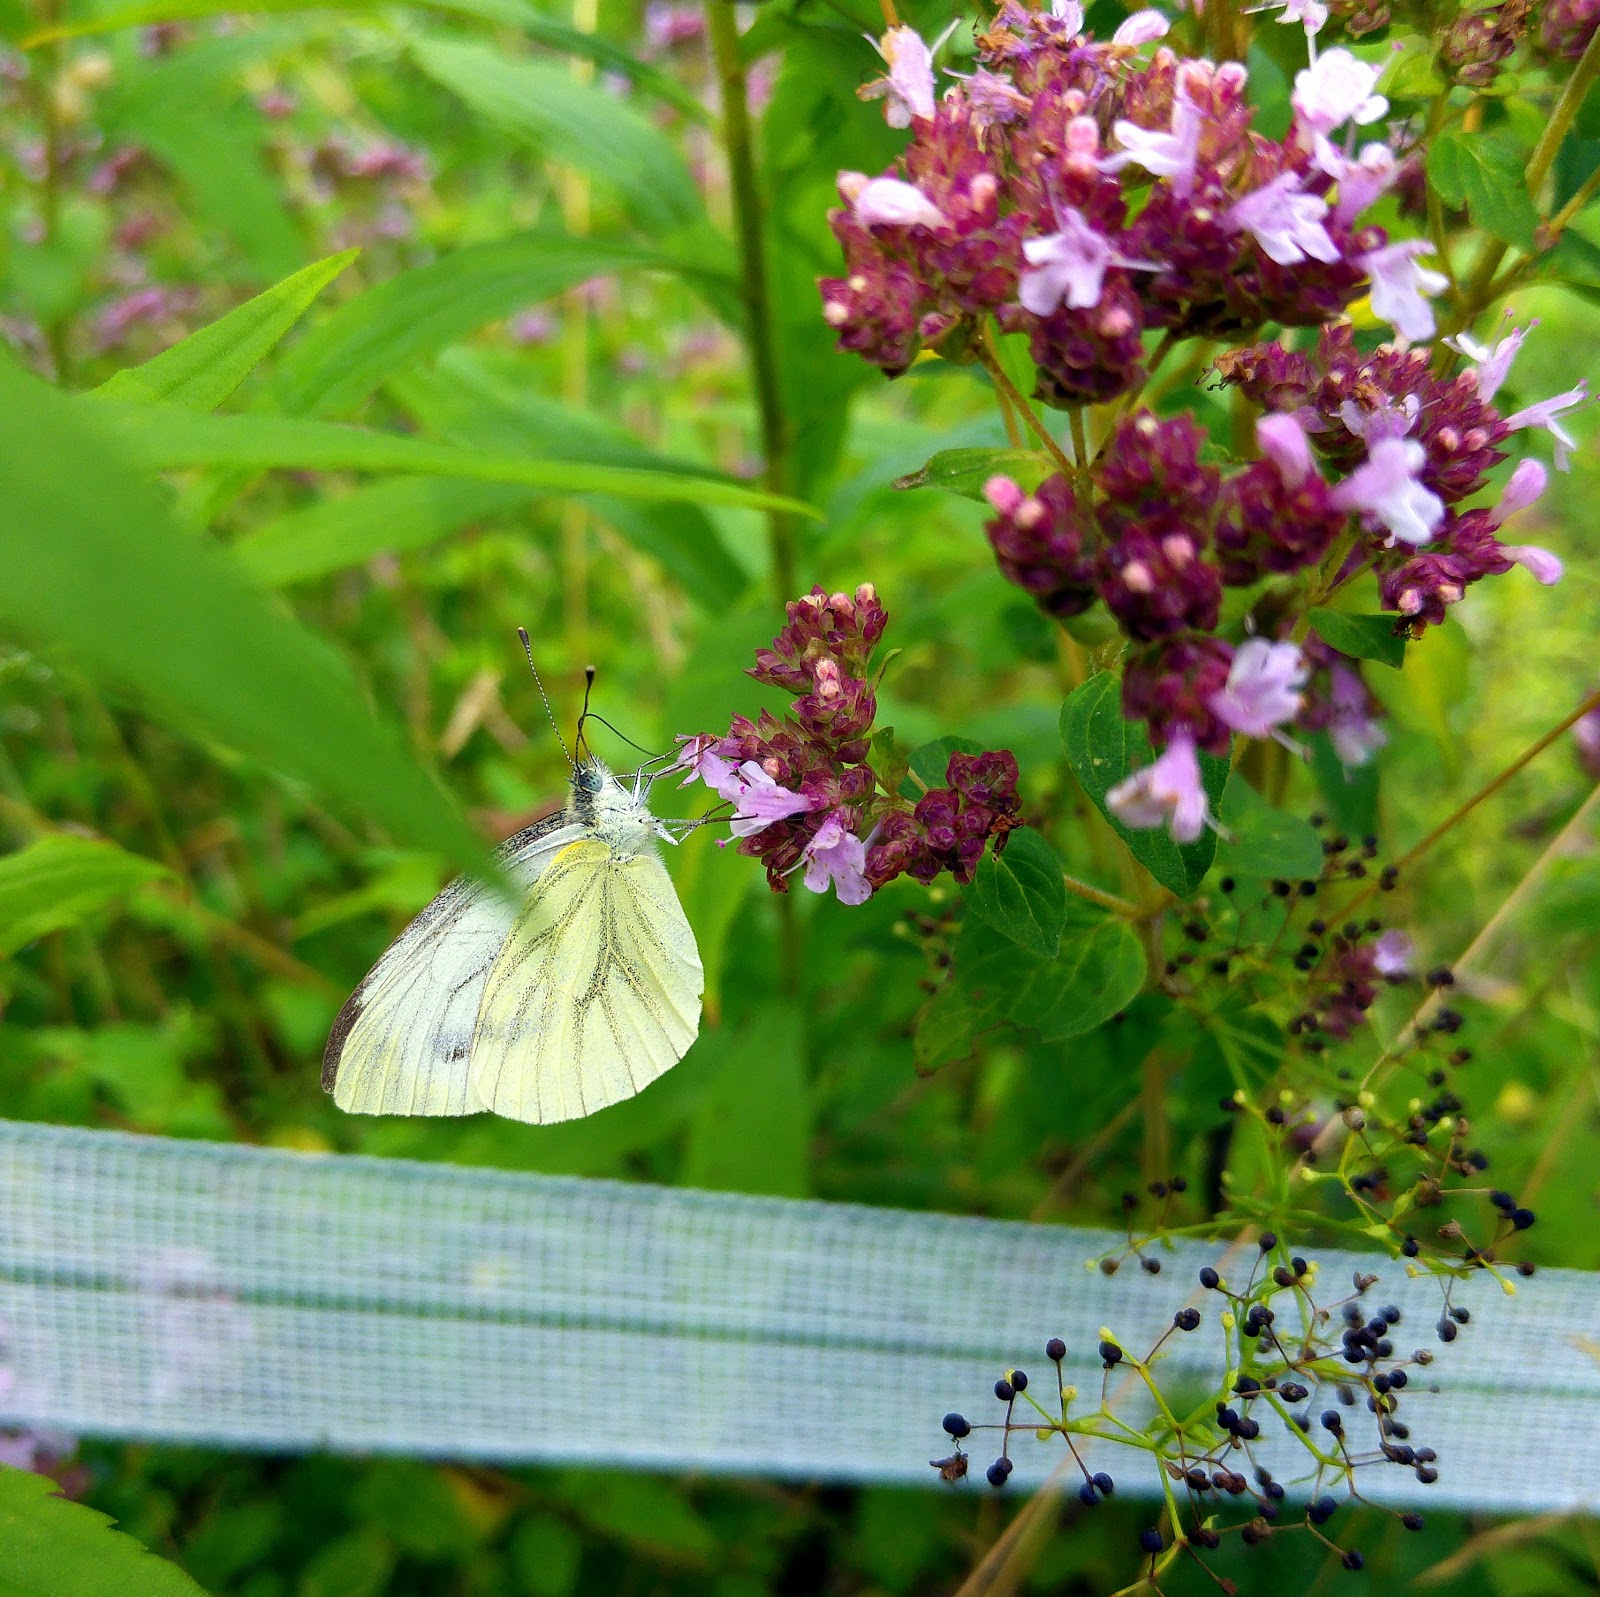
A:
[1217,323,1573,628]
[676,587,1020,903]
[820,5,1448,397]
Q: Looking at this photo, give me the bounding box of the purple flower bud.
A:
[984,474,1097,616]
[1098,519,1222,640]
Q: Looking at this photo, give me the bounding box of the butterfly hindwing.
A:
[322,817,585,1117]
[468,838,704,1124]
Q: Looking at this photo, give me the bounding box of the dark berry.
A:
[1079,1480,1100,1506]
[1402,1512,1424,1531]
[994,1378,1015,1401]
[1200,1266,1221,1289]
[1174,1307,1201,1331]
[1342,1549,1365,1571]
[1094,1471,1115,1496]
[1139,1528,1165,1554]
[1098,1339,1122,1366]
[1046,1337,1066,1361]
[987,1459,1011,1488]
[942,1412,971,1438]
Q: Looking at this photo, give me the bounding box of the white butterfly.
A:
[323,756,704,1125]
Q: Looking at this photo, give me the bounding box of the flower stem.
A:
[976,334,1077,480]
[708,0,798,606]
[1337,684,1600,922]
[1063,872,1139,916]
[1453,23,1600,326]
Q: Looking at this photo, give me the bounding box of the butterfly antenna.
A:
[575,665,597,762]
[516,627,575,771]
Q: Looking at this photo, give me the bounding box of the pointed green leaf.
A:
[916,908,1146,1066]
[96,250,358,411]
[91,401,818,517]
[0,835,171,957]
[26,0,710,122]
[1427,130,1539,251]
[1010,914,1146,1041]
[893,447,1051,501]
[411,37,704,234]
[0,1463,211,1597]
[269,233,725,420]
[0,355,485,874]
[1308,608,1407,669]
[1059,672,1229,897]
[964,827,1067,958]
[1214,780,1325,882]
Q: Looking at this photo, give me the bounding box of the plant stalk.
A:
[708,0,797,606]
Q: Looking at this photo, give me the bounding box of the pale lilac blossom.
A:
[1445,318,1531,402]
[1228,173,1339,266]
[1019,205,1158,314]
[1104,89,1203,195]
[1315,137,1397,224]
[1358,240,1448,342]
[1327,663,1388,768]
[1372,929,1414,978]
[725,763,818,836]
[1208,639,1310,739]
[1334,437,1444,546]
[1493,457,1549,523]
[1505,382,1589,470]
[1107,729,1212,844]
[801,812,872,904]
[1050,0,1086,32]
[1257,411,1315,481]
[860,24,940,128]
[1113,10,1171,45]
[1292,48,1388,136]
[840,173,948,230]
[671,733,737,791]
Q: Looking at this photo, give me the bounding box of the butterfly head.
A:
[568,757,669,855]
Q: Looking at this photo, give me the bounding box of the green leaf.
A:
[1427,130,1540,251]
[92,401,818,518]
[683,1001,809,1197]
[1308,608,1407,669]
[411,37,704,235]
[900,735,981,799]
[27,0,711,123]
[0,1464,211,1597]
[1010,913,1146,1042]
[1059,673,1229,898]
[0,355,486,875]
[1379,32,1445,99]
[96,250,358,411]
[386,363,750,604]
[117,102,302,282]
[1310,732,1380,837]
[893,447,1051,501]
[268,233,723,420]
[235,479,540,588]
[963,827,1066,958]
[917,908,1146,1066]
[0,835,170,957]
[1214,781,1324,883]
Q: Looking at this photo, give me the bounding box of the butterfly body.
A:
[323,758,704,1125]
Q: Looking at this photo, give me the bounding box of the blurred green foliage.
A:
[0,0,1598,1590]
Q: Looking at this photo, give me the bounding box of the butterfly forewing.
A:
[322,816,585,1116]
[468,839,703,1124]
